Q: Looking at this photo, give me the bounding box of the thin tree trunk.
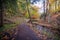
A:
[26,0,32,24]
[47,0,51,23]
[43,0,46,20]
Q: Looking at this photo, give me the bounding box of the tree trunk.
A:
[26,0,32,24]
[0,0,4,27]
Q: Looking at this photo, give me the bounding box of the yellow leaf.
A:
[49,0,55,4]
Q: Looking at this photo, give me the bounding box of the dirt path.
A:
[15,23,40,40]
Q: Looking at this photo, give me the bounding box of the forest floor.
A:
[0,13,60,40]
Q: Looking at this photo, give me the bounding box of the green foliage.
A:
[18,1,27,11]
[17,0,31,18]
[4,0,18,17]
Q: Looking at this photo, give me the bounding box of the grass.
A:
[54,34,60,40]
[0,23,16,32]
